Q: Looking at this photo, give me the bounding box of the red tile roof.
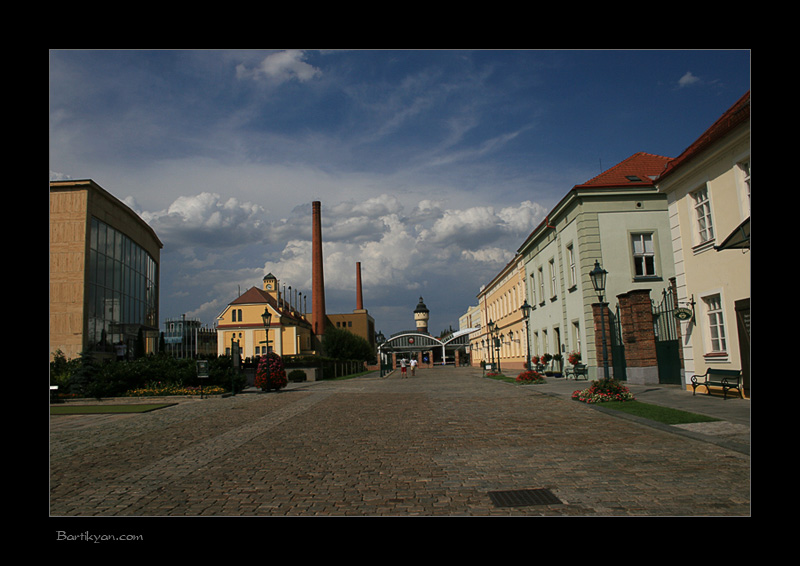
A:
[231,286,273,306]
[227,286,309,326]
[577,152,673,188]
[659,91,750,181]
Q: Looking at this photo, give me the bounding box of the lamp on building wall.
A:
[520,299,531,371]
[589,260,610,379]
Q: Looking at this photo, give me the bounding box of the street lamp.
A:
[590,260,610,379]
[487,319,496,371]
[376,331,387,377]
[261,307,272,386]
[520,299,531,371]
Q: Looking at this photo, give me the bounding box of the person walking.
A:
[410,357,417,377]
[400,358,407,378]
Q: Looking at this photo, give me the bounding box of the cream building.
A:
[656,91,750,395]
[517,152,676,382]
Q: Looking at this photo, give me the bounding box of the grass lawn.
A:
[599,400,720,425]
[50,403,176,415]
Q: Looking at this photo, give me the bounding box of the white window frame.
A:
[631,232,657,278]
[566,244,576,289]
[538,266,545,305]
[702,292,728,356]
[691,186,715,247]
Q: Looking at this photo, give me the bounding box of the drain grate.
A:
[488,488,562,508]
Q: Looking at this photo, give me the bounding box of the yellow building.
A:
[471,254,529,372]
[50,179,162,361]
[216,273,314,360]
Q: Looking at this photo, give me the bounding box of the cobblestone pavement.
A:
[49,366,750,517]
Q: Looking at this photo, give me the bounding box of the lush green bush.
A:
[288,369,307,382]
[50,351,246,398]
[322,326,373,362]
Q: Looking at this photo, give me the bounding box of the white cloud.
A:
[144,189,548,327]
[678,71,701,88]
[236,50,321,84]
[140,192,268,249]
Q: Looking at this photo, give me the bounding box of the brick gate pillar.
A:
[617,289,659,384]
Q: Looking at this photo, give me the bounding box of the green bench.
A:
[564,363,588,380]
[691,368,744,400]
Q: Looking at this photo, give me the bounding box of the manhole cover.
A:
[488,488,562,508]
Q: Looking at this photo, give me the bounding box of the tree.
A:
[323,326,373,361]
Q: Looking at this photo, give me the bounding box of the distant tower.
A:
[355,262,365,312]
[414,296,430,334]
[312,201,326,337]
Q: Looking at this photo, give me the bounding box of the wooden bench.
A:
[564,363,588,380]
[691,368,744,400]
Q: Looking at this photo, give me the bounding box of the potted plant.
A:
[255,352,288,391]
[552,353,563,376]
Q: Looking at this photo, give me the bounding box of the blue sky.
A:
[49,49,750,337]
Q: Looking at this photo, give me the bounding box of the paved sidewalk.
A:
[523,371,750,454]
[50,366,750,518]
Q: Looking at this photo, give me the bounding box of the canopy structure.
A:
[378,328,477,366]
[714,217,750,251]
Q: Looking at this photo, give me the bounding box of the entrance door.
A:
[735,298,750,397]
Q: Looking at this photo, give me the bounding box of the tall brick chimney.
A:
[356,261,364,311]
[312,201,326,337]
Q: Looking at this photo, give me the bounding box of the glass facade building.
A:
[87,217,159,355]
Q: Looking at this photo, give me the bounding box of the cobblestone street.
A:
[49,366,750,518]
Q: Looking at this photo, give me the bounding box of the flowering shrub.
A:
[568,351,581,365]
[572,378,634,404]
[255,353,288,391]
[124,382,226,396]
[530,355,540,365]
[516,370,546,384]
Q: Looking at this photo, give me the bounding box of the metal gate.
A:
[652,288,682,385]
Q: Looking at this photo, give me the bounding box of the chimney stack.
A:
[312,201,326,336]
[356,261,364,311]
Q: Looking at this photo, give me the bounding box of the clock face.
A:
[266,283,273,290]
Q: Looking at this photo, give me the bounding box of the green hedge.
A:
[50,350,246,399]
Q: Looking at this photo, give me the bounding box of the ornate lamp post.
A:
[590,260,610,379]
[520,299,531,371]
[488,318,502,374]
[376,331,388,377]
[487,319,496,372]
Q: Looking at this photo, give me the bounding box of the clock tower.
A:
[263,273,278,299]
